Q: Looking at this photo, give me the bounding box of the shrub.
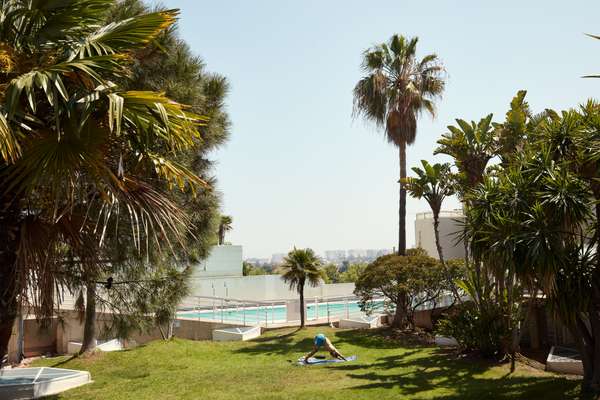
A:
[436,301,506,358]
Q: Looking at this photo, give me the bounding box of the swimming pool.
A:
[178,300,386,325]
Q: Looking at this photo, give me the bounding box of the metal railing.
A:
[415,209,464,219]
[177,295,390,327]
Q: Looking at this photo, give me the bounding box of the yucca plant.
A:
[0,0,208,361]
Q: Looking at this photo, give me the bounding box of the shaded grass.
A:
[33,327,582,399]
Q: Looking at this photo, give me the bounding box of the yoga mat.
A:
[297,355,357,365]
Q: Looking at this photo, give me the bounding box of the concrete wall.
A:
[6,310,247,363]
[186,274,355,302]
[415,211,465,260]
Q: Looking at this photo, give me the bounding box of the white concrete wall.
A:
[186,274,355,302]
[193,245,243,278]
[415,211,466,260]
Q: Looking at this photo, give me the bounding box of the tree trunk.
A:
[433,212,462,303]
[0,204,21,366]
[80,283,97,354]
[0,263,18,366]
[586,200,600,392]
[589,275,600,392]
[299,281,305,328]
[392,292,408,329]
[398,142,407,256]
[218,226,224,245]
[572,315,594,391]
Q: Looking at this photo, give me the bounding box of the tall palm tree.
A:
[218,215,233,245]
[353,35,445,255]
[0,0,206,362]
[403,160,460,301]
[280,248,323,328]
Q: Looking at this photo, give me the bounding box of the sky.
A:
[163,0,600,259]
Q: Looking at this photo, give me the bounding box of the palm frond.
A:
[69,9,179,59]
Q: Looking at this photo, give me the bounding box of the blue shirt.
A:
[314,333,326,347]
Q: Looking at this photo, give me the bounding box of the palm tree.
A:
[353,35,445,255]
[280,248,323,328]
[0,1,206,361]
[403,160,461,301]
[434,114,496,189]
[218,215,233,245]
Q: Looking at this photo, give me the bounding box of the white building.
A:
[414,210,466,260]
[186,245,354,302]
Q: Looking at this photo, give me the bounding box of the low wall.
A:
[6,310,249,364]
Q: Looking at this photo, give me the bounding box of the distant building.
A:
[414,210,465,260]
[324,250,346,261]
[270,253,285,265]
[347,249,367,259]
[244,258,270,266]
[365,249,378,259]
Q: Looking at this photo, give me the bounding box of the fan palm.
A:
[403,160,460,301]
[0,0,207,362]
[218,215,233,245]
[280,248,323,328]
[353,35,445,255]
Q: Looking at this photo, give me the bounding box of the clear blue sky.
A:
[164,0,600,259]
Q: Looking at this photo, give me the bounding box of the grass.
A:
[33,327,582,399]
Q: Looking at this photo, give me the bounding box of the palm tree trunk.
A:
[433,212,462,303]
[80,283,97,354]
[0,204,20,366]
[586,197,600,392]
[299,281,305,328]
[218,226,224,245]
[398,142,407,256]
[0,263,18,366]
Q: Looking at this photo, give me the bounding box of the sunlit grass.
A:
[34,327,581,399]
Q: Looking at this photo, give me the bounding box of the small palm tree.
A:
[353,35,445,255]
[403,160,460,301]
[434,114,496,189]
[280,248,323,328]
[218,215,233,245]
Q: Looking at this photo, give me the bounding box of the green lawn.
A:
[34,327,581,399]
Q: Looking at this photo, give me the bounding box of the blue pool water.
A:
[179,301,385,324]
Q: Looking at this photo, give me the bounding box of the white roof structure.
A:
[0,367,91,399]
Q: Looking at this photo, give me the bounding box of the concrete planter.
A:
[546,346,583,375]
[0,367,91,399]
[212,326,261,342]
[339,315,381,329]
[67,339,123,354]
[434,335,458,347]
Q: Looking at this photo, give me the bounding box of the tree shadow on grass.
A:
[334,327,431,350]
[234,328,312,357]
[334,347,583,399]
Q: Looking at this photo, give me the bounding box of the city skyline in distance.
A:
[245,247,394,266]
